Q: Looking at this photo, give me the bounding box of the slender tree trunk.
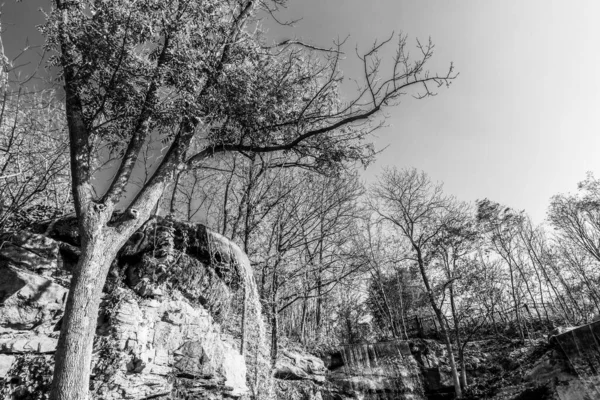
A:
[567,254,600,316]
[434,306,463,399]
[547,258,583,323]
[50,225,122,400]
[315,242,324,338]
[525,239,573,323]
[490,302,500,338]
[221,161,236,236]
[415,250,462,399]
[507,262,525,342]
[270,268,279,367]
[458,346,468,390]
[495,239,527,340]
[450,286,467,390]
[525,249,550,323]
[394,271,409,339]
[240,285,247,355]
[510,254,542,322]
[381,287,398,338]
[370,269,398,338]
[169,171,182,214]
[299,267,310,343]
[300,293,308,343]
[315,274,323,337]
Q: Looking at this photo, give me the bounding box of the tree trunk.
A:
[414,249,462,399]
[300,294,308,344]
[396,272,409,340]
[507,262,525,342]
[50,229,121,400]
[240,285,247,355]
[169,171,182,214]
[434,307,463,399]
[270,268,279,367]
[315,276,322,337]
[450,285,467,391]
[490,303,500,338]
[416,316,424,338]
[459,347,468,390]
[315,245,324,339]
[510,254,542,322]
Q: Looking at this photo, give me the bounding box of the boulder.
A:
[275,350,327,383]
[0,232,61,273]
[0,264,66,331]
[548,325,576,340]
[524,349,575,383]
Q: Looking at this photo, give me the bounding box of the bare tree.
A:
[371,167,464,398]
[549,173,600,263]
[0,34,70,231]
[432,203,479,390]
[476,200,529,341]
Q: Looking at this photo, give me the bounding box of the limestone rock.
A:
[329,342,425,399]
[0,354,15,379]
[0,335,58,354]
[276,379,324,400]
[0,264,66,331]
[548,325,576,340]
[93,289,248,399]
[524,350,574,383]
[0,231,60,273]
[0,218,269,399]
[275,350,327,383]
[275,343,425,400]
[119,219,240,318]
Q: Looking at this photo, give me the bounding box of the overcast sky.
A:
[3,0,599,223]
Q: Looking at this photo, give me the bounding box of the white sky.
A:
[3,0,599,223]
[264,0,600,223]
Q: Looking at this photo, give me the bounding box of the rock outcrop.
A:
[327,341,425,400]
[543,322,600,400]
[275,350,328,400]
[275,350,327,383]
[0,262,67,331]
[0,217,271,399]
[274,341,426,400]
[92,289,247,399]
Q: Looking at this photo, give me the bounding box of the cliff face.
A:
[93,289,247,399]
[274,341,426,400]
[530,323,600,400]
[0,217,271,399]
[271,332,600,400]
[327,341,425,400]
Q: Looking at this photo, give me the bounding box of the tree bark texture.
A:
[50,226,120,400]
